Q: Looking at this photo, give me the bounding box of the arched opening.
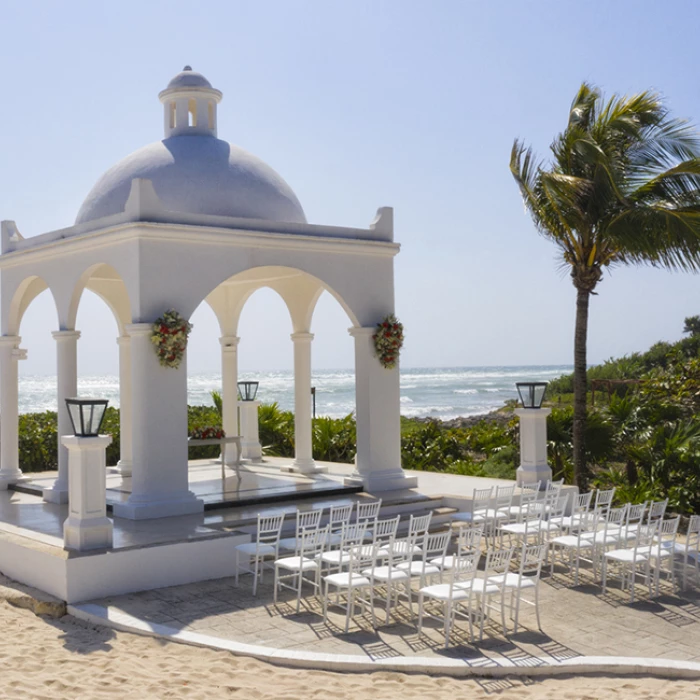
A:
[12,281,60,477]
[308,290,356,419]
[188,98,197,128]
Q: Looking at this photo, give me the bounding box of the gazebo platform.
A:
[13,458,363,511]
[0,465,520,605]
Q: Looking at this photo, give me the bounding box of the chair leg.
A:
[323,581,330,623]
[601,557,608,594]
[443,600,452,648]
[273,565,279,604]
[253,555,259,597]
[235,550,240,587]
[534,582,542,630]
[296,569,303,614]
[345,589,353,633]
[417,593,424,634]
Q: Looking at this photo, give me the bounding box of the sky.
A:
[2,0,700,377]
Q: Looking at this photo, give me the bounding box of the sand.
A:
[0,601,698,700]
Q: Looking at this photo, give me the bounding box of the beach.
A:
[1,601,697,700]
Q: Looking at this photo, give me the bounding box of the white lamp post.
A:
[514,382,552,489]
[62,398,114,551]
[237,381,262,460]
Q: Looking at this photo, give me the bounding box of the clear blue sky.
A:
[3,0,700,376]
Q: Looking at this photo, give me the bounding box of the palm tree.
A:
[511,83,700,488]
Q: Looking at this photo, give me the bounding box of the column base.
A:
[109,460,133,477]
[344,468,418,492]
[112,491,203,520]
[42,480,69,504]
[241,441,263,461]
[281,458,328,475]
[516,464,552,489]
[64,516,114,551]
[0,472,30,491]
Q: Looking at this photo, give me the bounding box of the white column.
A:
[288,332,322,474]
[220,335,239,465]
[112,323,202,520]
[43,330,80,504]
[346,327,417,491]
[515,408,552,488]
[238,400,262,460]
[62,434,113,551]
[0,336,25,488]
[114,335,133,476]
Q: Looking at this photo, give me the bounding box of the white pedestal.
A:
[238,400,262,460]
[344,327,417,492]
[62,435,114,551]
[515,408,552,489]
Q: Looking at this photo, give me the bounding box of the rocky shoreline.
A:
[412,409,513,429]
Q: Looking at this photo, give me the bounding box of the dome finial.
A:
[183,65,192,71]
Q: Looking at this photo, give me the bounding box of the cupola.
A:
[158,65,223,137]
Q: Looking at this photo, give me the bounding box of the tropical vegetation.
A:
[14,317,700,516]
[511,83,700,489]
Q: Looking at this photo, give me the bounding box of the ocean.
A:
[18,366,571,419]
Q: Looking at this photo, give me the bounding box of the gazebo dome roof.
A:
[165,65,213,90]
[75,67,307,226]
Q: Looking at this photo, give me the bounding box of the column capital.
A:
[52,330,81,342]
[116,335,132,347]
[219,335,240,348]
[124,323,153,337]
[290,331,314,343]
[348,326,375,338]
[0,335,21,347]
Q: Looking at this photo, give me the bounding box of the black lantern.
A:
[237,381,259,401]
[516,382,548,409]
[65,398,109,437]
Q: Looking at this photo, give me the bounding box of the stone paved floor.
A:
[88,559,700,667]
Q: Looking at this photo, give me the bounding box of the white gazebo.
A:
[0,66,417,520]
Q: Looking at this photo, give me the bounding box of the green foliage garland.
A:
[151,309,192,369]
[373,314,404,369]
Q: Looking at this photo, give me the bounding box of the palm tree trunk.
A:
[573,286,590,489]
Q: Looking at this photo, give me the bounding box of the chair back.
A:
[472,486,493,512]
[600,505,628,541]
[494,484,515,510]
[346,540,381,576]
[688,515,700,547]
[647,499,668,524]
[573,491,594,515]
[449,551,481,594]
[544,478,564,496]
[372,515,401,548]
[356,499,382,526]
[257,513,285,553]
[456,524,483,556]
[421,530,451,570]
[657,515,681,546]
[519,543,547,578]
[409,512,432,537]
[299,525,330,560]
[623,502,647,538]
[328,503,353,531]
[514,489,539,523]
[594,488,616,514]
[296,508,324,536]
[483,547,513,578]
[549,495,569,521]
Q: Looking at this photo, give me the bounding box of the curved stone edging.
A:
[68,603,700,680]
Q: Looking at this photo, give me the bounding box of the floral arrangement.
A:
[189,426,225,440]
[373,314,404,369]
[151,309,193,369]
